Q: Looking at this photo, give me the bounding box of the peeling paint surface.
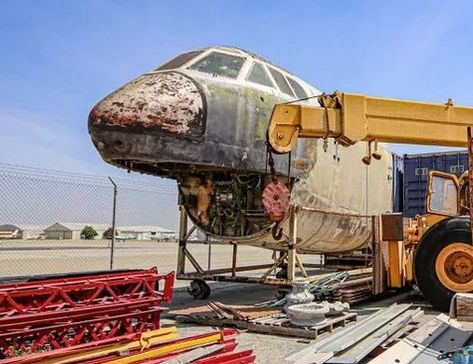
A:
[90,72,204,136]
[278,141,393,253]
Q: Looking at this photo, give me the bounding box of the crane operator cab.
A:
[413,170,473,311]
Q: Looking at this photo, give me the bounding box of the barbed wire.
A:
[0,163,176,194]
[0,163,180,276]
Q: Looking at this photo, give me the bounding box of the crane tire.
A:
[415,217,473,312]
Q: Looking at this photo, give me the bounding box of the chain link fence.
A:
[0,163,179,278]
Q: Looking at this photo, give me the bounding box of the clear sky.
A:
[1,0,472,179]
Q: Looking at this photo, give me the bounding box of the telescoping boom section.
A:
[268,91,473,153]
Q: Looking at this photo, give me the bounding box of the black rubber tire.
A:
[200,281,211,299]
[187,280,211,300]
[414,217,472,312]
[276,264,288,279]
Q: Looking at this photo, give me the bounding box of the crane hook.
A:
[272,224,284,240]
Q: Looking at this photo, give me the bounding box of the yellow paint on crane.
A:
[268,91,473,154]
[388,241,404,288]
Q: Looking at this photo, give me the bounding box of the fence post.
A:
[108,177,117,270]
[207,234,212,270]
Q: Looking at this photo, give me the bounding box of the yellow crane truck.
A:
[267,91,473,311]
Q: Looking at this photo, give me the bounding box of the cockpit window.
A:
[246,62,274,88]
[189,51,245,79]
[268,67,295,97]
[155,50,203,70]
[287,77,308,99]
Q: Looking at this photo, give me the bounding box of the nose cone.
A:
[89,71,206,137]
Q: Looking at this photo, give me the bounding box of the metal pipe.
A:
[206,234,212,270]
[231,243,238,277]
[287,206,297,281]
[201,264,274,276]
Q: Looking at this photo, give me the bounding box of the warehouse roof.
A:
[0,224,22,232]
[44,223,111,231]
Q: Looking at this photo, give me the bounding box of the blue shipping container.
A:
[402,151,468,217]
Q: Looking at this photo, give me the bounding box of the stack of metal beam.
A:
[0,268,174,359]
[0,268,256,363]
[2,327,255,363]
[368,313,472,364]
[285,303,423,364]
[331,271,373,304]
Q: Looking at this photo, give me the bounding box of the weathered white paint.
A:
[247,140,393,253]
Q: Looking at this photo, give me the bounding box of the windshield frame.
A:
[154,50,205,71]
[186,50,247,80]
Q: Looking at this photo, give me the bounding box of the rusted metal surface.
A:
[380,213,404,241]
[88,46,393,254]
[90,72,205,135]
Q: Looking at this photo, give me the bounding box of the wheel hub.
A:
[435,242,473,292]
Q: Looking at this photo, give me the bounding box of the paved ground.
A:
[0,240,275,283]
[163,283,440,363]
[0,240,444,363]
[0,240,322,287]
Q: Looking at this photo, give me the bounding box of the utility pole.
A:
[109,177,117,270]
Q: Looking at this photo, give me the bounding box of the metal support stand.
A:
[177,205,188,275]
[231,243,238,277]
[287,206,298,281]
[261,252,287,280]
[175,204,364,297]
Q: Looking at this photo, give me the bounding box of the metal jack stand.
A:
[176,205,332,300]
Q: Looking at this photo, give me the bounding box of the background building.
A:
[0,224,23,239]
[116,225,176,241]
[0,222,176,241]
[0,224,48,239]
[44,223,109,240]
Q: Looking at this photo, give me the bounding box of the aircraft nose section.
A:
[89,71,206,137]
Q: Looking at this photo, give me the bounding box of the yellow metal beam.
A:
[268,92,473,153]
[104,331,225,364]
[42,327,179,364]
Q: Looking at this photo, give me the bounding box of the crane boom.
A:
[267,90,473,312]
[268,91,473,154]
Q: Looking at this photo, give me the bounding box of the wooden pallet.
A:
[452,293,473,321]
[176,312,357,340]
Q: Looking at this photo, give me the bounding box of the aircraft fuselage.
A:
[89,46,393,251]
